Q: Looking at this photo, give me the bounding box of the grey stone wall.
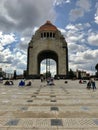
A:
[27,26,68,77]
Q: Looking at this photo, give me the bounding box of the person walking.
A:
[91,79,96,91]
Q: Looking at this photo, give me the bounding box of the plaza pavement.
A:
[0,79,98,130]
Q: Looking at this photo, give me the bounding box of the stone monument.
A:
[27,21,68,78]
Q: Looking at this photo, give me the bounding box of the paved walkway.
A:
[0,79,98,130]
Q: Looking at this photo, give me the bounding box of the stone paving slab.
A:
[1,118,98,129]
[6,128,98,130]
[0,79,98,129]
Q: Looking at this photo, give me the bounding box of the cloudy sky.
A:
[0,0,98,75]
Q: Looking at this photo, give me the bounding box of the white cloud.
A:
[20,37,25,42]
[0,0,57,75]
[68,35,83,42]
[69,0,91,21]
[17,37,30,52]
[65,23,90,32]
[10,50,27,73]
[60,23,97,74]
[0,32,16,46]
[0,44,4,51]
[69,8,84,21]
[95,15,98,24]
[76,0,91,12]
[0,47,15,73]
[68,43,88,53]
[69,49,98,73]
[65,23,92,49]
[65,24,78,30]
[94,8,98,24]
[0,40,27,74]
[2,48,11,57]
[65,29,84,44]
[0,0,56,34]
[88,33,98,46]
[54,0,70,6]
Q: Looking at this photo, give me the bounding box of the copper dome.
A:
[39,21,57,31]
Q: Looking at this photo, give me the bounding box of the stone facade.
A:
[27,21,68,78]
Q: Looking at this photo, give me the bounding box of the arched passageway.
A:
[37,50,58,76]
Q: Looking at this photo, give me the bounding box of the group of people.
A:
[2,78,97,90]
[3,80,32,87]
[79,80,87,84]
[18,80,32,87]
[40,76,55,86]
[87,79,96,90]
[46,77,55,85]
[4,80,14,85]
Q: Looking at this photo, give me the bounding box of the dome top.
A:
[38,21,57,31]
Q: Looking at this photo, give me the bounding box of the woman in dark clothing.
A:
[87,80,91,89]
[91,80,96,91]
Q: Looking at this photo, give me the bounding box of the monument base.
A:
[54,75,68,79]
[26,75,40,79]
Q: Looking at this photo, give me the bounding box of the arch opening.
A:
[40,59,56,77]
[38,50,58,77]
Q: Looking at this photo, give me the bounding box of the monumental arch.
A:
[27,21,68,78]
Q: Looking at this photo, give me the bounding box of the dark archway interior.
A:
[38,50,58,75]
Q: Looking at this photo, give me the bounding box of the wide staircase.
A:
[0,80,98,130]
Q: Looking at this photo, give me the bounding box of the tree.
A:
[68,69,76,79]
[23,70,27,79]
[95,63,98,77]
[0,72,2,77]
[13,70,17,79]
[95,63,98,72]
[44,71,51,79]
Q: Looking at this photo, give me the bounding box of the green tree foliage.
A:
[45,71,51,78]
[0,72,3,77]
[13,70,17,79]
[95,63,98,72]
[95,63,98,77]
[68,69,76,79]
[23,70,27,79]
